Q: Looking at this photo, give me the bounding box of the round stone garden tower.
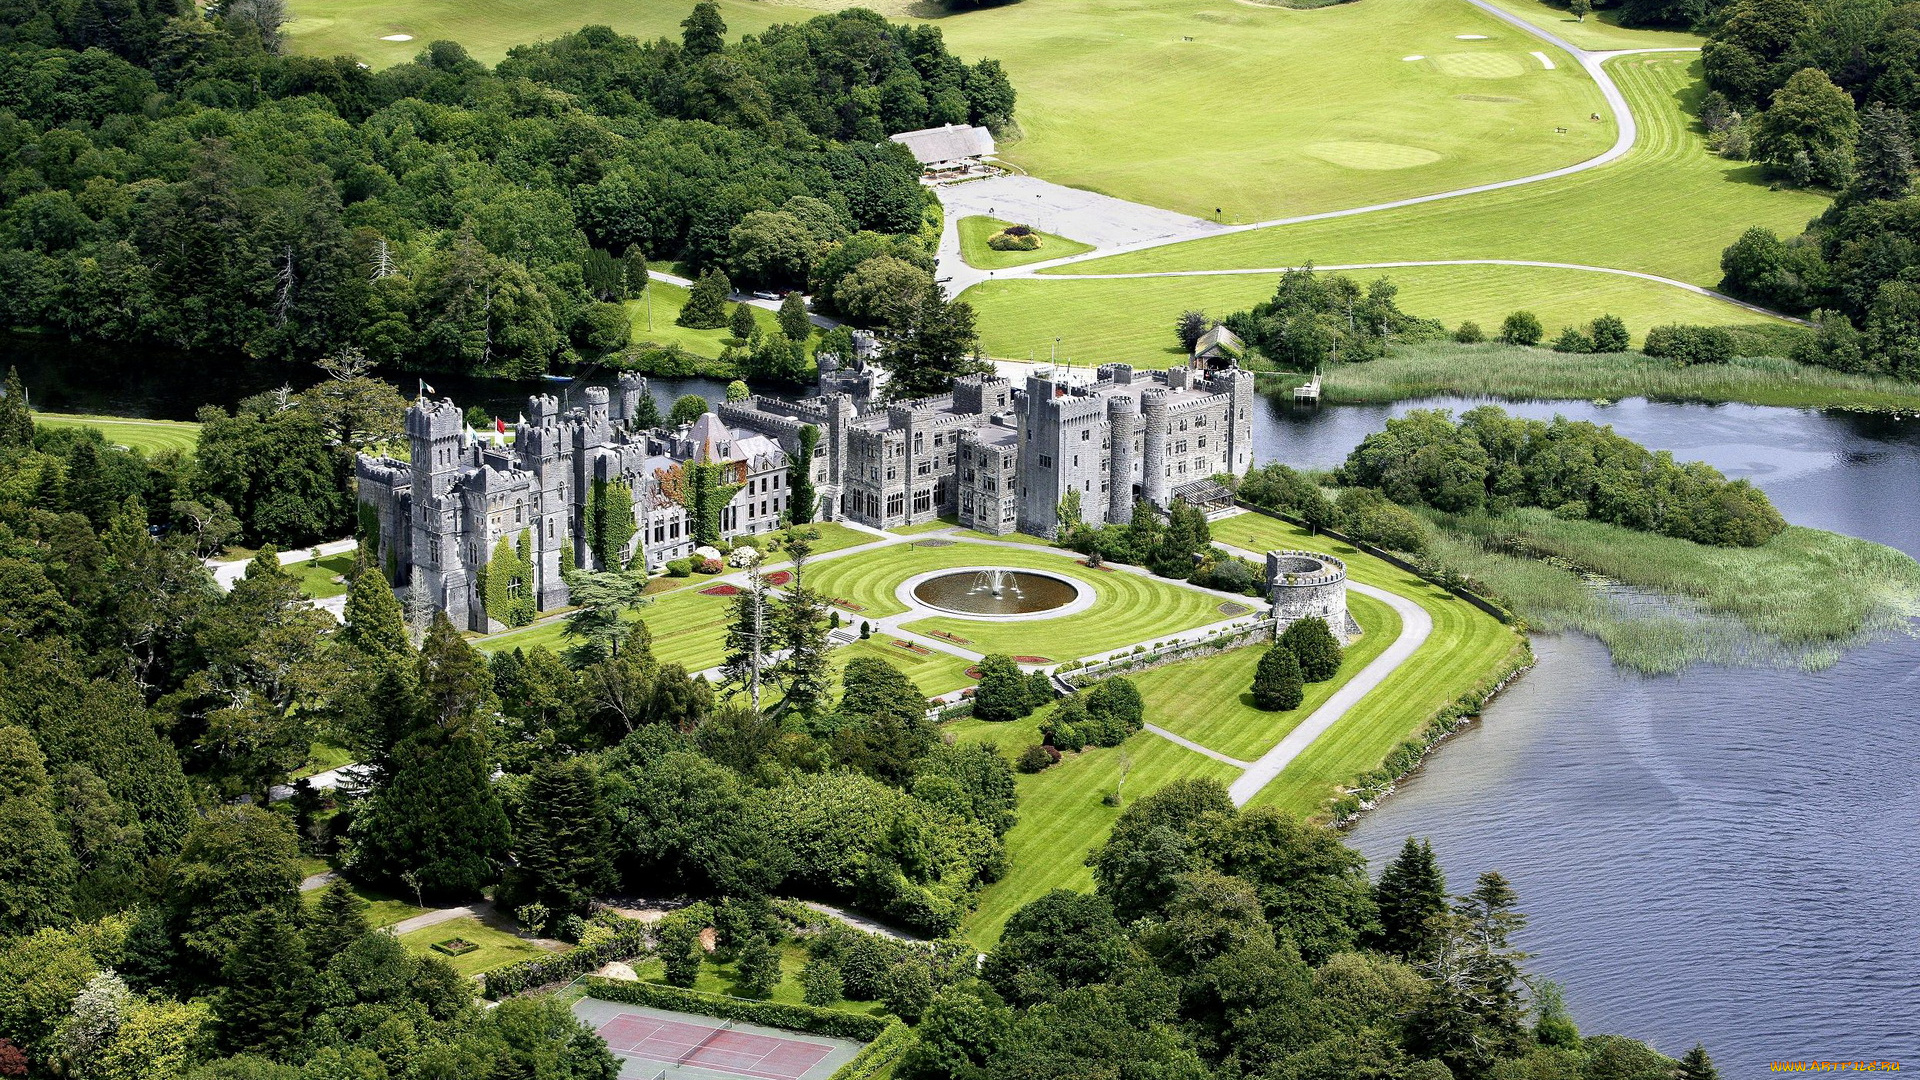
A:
[1264,549,1350,639]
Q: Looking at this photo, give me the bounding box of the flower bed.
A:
[1217,601,1251,615]
[763,570,792,586]
[1079,559,1117,572]
[892,640,932,655]
[700,584,740,596]
[432,938,480,957]
[829,598,865,612]
[1011,655,1052,664]
[928,629,972,645]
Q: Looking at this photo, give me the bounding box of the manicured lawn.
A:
[967,262,1788,368]
[477,583,734,671]
[625,280,784,359]
[302,878,434,930]
[397,916,563,977]
[1135,590,1400,762]
[786,521,881,557]
[887,518,959,535]
[292,741,355,780]
[1063,56,1828,288]
[288,0,1607,222]
[953,711,1238,946]
[286,552,358,600]
[804,541,1233,662]
[33,412,200,455]
[832,636,978,698]
[628,941,888,1016]
[1208,513,1527,819]
[1472,0,1703,51]
[958,217,1094,271]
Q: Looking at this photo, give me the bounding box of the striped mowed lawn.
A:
[1137,590,1402,763]
[34,412,201,455]
[1064,57,1829,290]
[1208,513,1528,819]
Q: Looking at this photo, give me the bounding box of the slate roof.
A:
[889,124,996,165]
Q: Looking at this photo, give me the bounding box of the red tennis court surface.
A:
[597,1013,834,1080]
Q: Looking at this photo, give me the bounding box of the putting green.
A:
[1304,141,1444,170]
[1056,56,1828,288]
[1428,51,1529,78]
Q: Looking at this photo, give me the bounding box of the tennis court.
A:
[573,998,866,1080]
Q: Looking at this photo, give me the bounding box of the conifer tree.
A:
[681,0,726,56]
[623,245,649,299]
[1280,616,1344,682]
[678,269,732,329]
[634,390,662,430]
[1679,1044,1719,1080]
[307,882,369,970]
[339,566,409,662]
[1251,646,1303,711]
[721,568,776,710]
[1373,837,1446,959]
[1850,102,1915,203]
[215,911,314,1059]
[729,302,758,342]
[778,292,812,341]
[508,757,612,915]
[0,367,32,448]
[1126,500,1165,565]
[0,726,76,936]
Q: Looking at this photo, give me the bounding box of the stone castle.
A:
[358,352,1256,631]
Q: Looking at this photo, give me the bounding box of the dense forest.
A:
[0,0,1011,376]
[1706,0,1920,377]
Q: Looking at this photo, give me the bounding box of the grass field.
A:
[1208,513,1526,817]
[303,879,432,929]
[1063,56,1828,288]
[967,263,1790,367]
[958,217,1094,271]
[287,551,358,600]
[628,940,888,1015]
[803,541,1233,662]
[954,714,1237,945]
[287,0,1608,222]
[1472,0,1703,51]
[33,412,200,455]
[1322,341,1920,411]
[1136,591,1400,761]
[625,280,784,359]
[395,915,563,977]
[477,583,735,670]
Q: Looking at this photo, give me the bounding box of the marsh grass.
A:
[1322,341,1920,412]
[1423,509,1920,672]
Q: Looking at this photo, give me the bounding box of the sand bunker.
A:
[380,33,413,41]
[1403,54,1426,60]
[1455,33,1490,39]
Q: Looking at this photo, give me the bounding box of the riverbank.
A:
[1416,509,1920,673]
[1315,341,1920,413]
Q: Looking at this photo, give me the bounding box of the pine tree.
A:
[307,882,369,970]
[678,269,732,329]
[1850,102,1914,203]
[623,245,650,299]
[1251,646,1303,711]
[1456,871,1531,1052]
[1373,837,1446,959]
[1153,499,1211,577]
[778,292,812,341]
[633,390,662,430]
[1678,1044,1719,1080]
[339,566,409,661]
[728,302,758,342]
[775,547,833,719]
[215,911,315,1058]
[1280,617,1344,682]
[736,935,781,998]
[721,569,776,710]
[1126,500,1164,565]
[510,758,612,915]
[0,367,32,448]
[0,726,76,936]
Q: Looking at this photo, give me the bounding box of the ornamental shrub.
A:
[1085,677,1143,741]
[1589,313,1630,352]
[1643,324,1736,365]
[1501,310,1544,346]
[1252,645,1304,711]
[1016,745,1056,773]
[666,558,693,577]
[1279,617,1343,683]
[972,655,1032,722]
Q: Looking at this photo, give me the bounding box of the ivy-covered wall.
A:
[586,479,636,570]
[481,531,537,627]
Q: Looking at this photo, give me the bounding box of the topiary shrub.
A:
[1252,645,1304,711]
[666,557,694,577]
[987,224,1042,251]
[1279,617,1343,683]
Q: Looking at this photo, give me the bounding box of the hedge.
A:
[827,1020,913,1080]
[481,920,649,999]
[577,977,892,1042]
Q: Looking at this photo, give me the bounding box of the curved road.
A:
[941,1,1739,316]
[1224,580,1433,806]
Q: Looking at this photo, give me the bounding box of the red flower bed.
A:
[699,584,740,596]
[763,570,792,586]
[1011,655,1052,664]
[964,666,984,679]
[891,640,932,655]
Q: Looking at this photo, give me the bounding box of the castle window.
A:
[887,467,897,480]
[1195,416,1206,427]
[917,460,931,476]
[1198,435,1207,448]
[1038,454,1053,468]
[913,489,932,513]
[1073,455,1079,467]
[886,492,905,518]
[934,434,944,446]
[1082,430,1090,440]
[1175,440,1188,454]
[507,577,523,600]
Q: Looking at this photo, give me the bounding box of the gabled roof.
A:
[1193,324,1245,359]
[889,124,996,165]
[686,412,734,464]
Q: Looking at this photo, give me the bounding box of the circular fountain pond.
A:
[909,568,1082,617]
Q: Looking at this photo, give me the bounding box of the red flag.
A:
[495,417,506,434]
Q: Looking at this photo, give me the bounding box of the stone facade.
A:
[1264,549,1353,642]
[357,374,790,632]
[720,354,1256,538]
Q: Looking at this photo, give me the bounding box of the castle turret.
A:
[615,373,647,427]
[1140,387,1169,508]
[1107,395,1136,525]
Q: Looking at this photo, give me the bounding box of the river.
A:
[11,338,1917,1067]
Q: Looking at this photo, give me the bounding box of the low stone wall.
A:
[1060,617,1278,690]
